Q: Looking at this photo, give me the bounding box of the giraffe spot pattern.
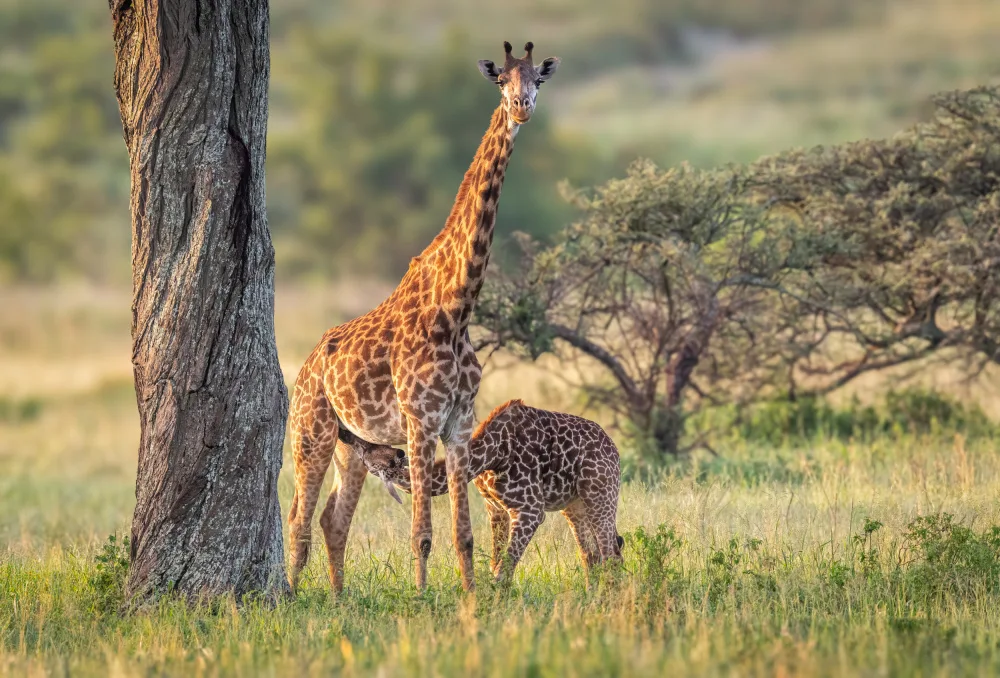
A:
[362,400,622,582]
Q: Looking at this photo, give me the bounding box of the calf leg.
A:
[495,507,544,583]
[561,499,599,573]
[475,475,510,575]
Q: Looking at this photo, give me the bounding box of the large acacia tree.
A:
[476,161,822,459]
[109,0,288,602]
[753,87,1000,388]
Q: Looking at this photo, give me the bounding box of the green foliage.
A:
[0,397,42,423]
[735,396,879,444]
[815,513,1000,604]
[86,533,130,614]
[705,536,772,603]
[0,3,128,282]
[753,86,1000,380]
[686,455,816,488]
[694,388,997,447]
[626,524,682,592]
[903,514,1000,601]
[0,0,892,283]
[852,518,883,577]
[884,389,994,436]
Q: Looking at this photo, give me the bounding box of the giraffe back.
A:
[474,401,621,513]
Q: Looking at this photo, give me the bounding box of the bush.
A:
[884,389,994,437]
[626,524,683,593]
[903,514,1000,601]
[87,533,130,614]
[0,397,43,423]
[693,388,996,446]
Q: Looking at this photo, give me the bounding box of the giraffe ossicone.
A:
[285,42,561,594]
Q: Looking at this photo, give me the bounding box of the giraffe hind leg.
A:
[319,439,368,594]
[561,499,599,574]
[475,475,511,576]
[287,389,339,592]
[581,484,622,568]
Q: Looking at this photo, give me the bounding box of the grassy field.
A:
[3,288,1000,676]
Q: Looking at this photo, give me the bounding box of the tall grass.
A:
[4,287,1000,675]
[7,514,1000,677]
[4,382,1000,675]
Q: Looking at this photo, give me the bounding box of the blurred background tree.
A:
[0,2,127,282]
[4,0,996,283]
[476,161,819,459]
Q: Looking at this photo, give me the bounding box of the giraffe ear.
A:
[478,60,503,84]
[535,57,560,82]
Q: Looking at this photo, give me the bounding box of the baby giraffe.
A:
[363,399,623,580]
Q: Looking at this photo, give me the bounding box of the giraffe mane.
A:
[473,398,524,438]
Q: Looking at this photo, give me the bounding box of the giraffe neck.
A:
[419,104,517,323]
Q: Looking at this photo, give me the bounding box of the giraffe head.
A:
[478,41,560,125]
[362,445,409,504]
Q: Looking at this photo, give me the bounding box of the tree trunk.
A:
[655,308,718,458]
[109,0,289,602]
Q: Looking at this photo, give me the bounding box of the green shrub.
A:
[0,397,43,423]
[626,524,682,592]
[884,390,994,437]
[694,389,996,447]
[87,533,130,614]
[903,514,1000,601]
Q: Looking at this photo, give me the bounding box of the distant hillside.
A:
[1,0,995,282]
[555,0,1000,167]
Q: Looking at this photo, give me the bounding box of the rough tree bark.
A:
[108,0,289,602]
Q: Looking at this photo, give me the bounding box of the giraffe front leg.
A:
[406,422,437,591]
[444,423,476,592]
[495,507,544,584]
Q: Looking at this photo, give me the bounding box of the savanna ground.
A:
[3,288,1000,677]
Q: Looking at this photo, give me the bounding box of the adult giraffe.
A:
[286,41,560,593]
